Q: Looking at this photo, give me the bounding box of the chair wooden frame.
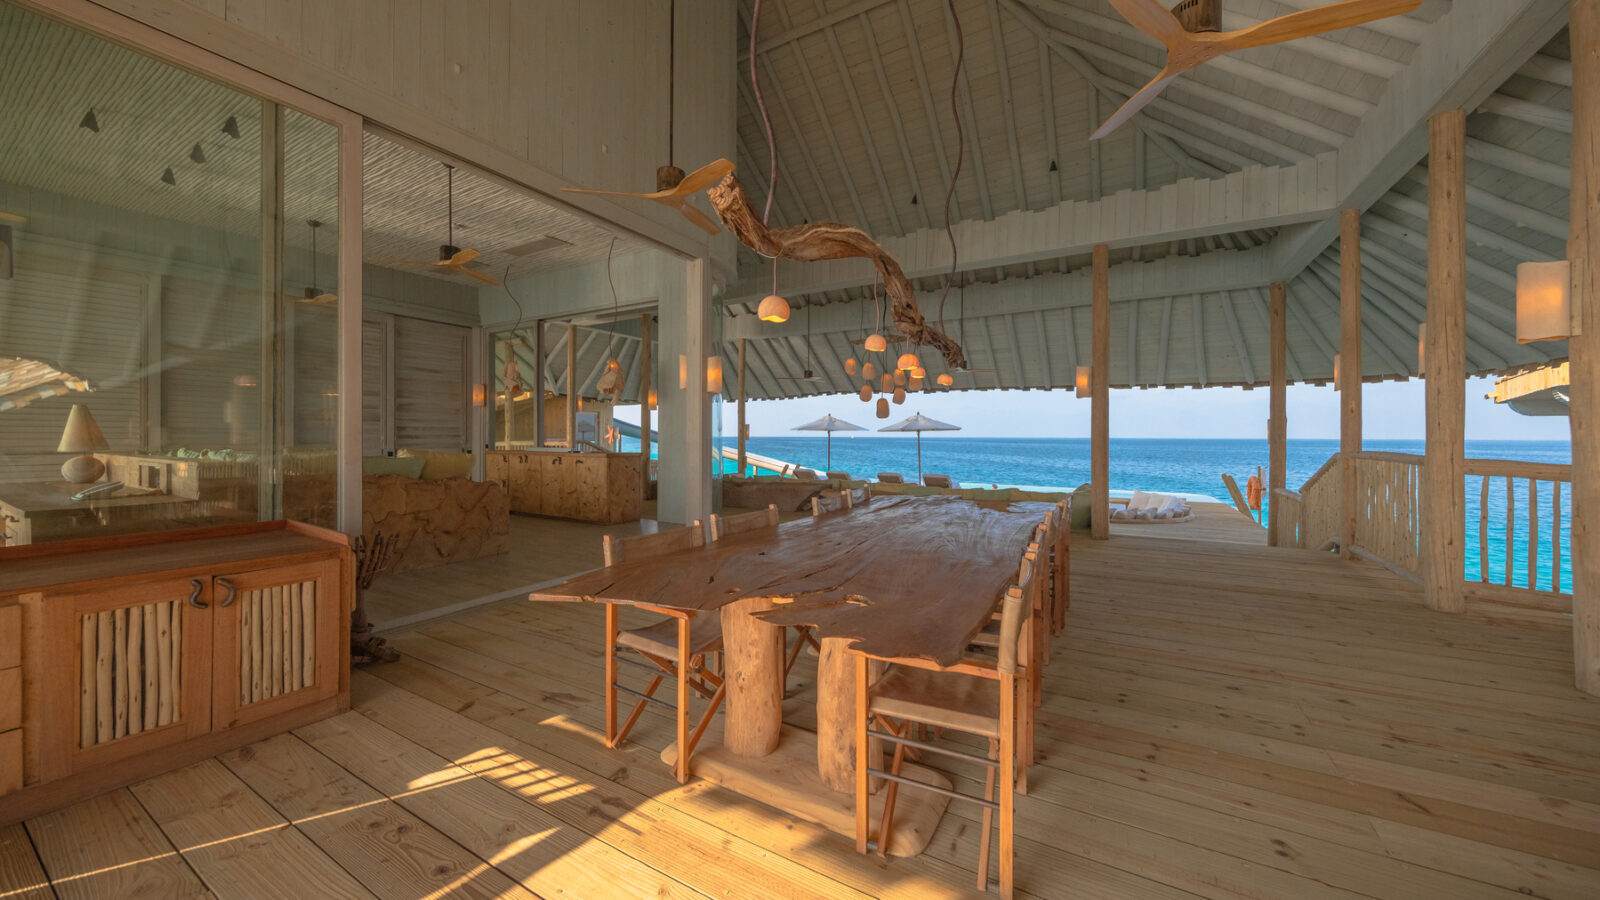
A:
[852,549,1042,898]
[602,521,723,783]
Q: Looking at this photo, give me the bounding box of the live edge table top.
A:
[529,495,1052,666]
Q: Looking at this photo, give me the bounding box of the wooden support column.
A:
[1091,243,1110,540]
[737,338,748,475]
[640,313,653,486]
[816,638,883,794]
[1268,282,1287,547]
[721,596,783,757]
[1424,109,1468,614]
[1570,0,1600,695]
[531,324,545,448]
[1339,209,1362,559]
[565,322,577,447]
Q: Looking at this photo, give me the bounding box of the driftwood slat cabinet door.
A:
[36,576,214,782]
[209,559,342,732]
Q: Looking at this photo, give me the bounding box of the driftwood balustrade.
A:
[350,532,400,664]
[1349,452,1423,582]
[707,173,968,371]
[1465,459,1573,612]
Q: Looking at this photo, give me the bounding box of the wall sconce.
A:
[1416,322,1425,377]
[706,356,724,394]
[472,383,487,407]
[1516,260,1581,342]
[1074,365,1091,399]
[678,354,688,390]
[1333,353,1341,390]
[647,387,658,410]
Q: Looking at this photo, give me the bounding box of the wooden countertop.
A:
[0,524,344,596]
[0,482,192,514]
[532,495,1050,665]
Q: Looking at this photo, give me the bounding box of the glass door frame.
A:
[19,0,366,536]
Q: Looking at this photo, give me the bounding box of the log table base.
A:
[662,724,951,858]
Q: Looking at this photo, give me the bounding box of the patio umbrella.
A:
[878,412,960,483]
[792,413,867,469]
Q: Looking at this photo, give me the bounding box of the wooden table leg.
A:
[721,596,783,757]
[817,637,884,793]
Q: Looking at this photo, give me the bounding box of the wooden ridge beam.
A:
[1268,0,1568,281]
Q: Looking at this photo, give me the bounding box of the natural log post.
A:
[1339,209,1362,559]
[1269,282,1287,547]
[1091,244,1110,540]
[640,313,653,486]
[737,338,748,476]
[532,325,545,447]
[565,323,577,448]
[1570,0,1600,696]
[1424,110,1468,614]
[816,637,884,793]
[721,596,783,757]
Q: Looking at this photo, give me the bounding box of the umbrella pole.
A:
[917,431,923,483]
[827,431,832,470]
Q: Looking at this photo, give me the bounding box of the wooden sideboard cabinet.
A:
[0,521,352,824]
[486,450,642,524]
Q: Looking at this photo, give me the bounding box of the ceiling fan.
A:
[1091,0,1422,140]
[562,159,734,236]
[776,304,825,384]
[379,164,502,286]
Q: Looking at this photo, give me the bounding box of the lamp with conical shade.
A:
[58,403,109,483]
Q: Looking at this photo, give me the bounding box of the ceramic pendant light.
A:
[892,387,906,405]
[862,361,877,381]
[845,357,858,376]
[875,397,889,418]
[858,383,872,402]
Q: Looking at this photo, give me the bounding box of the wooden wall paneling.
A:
[392,316,470,452]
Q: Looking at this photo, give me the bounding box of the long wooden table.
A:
[531,496,1050,851]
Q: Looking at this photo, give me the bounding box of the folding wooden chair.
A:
[853,550,1041,898]
[602,521,723,783]
[710,504,821,684]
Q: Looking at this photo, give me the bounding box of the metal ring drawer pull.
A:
[216,577,237,608]
[187,577,208,609]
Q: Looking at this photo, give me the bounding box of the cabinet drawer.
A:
[0,604,17,669]
[0,667,17,733]
[0,729,18,796]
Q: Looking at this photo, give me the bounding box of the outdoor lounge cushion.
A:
[793,468,825,481]
[1069,483,1092,530]
[825,470,852,481]
[923,474,955,488]
[363,455,426,478]
[876,472,905,483]
[398,449,474,480]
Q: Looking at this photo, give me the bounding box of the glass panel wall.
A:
[0,1,341,544]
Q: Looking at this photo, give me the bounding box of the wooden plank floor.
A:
[7,524,1599,898]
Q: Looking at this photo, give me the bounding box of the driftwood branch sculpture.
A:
[707,174,968,371]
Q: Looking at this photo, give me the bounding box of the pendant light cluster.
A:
[843,276,954,417]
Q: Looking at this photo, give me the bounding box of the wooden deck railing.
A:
[1464,459,1573,612]
[1348,451,1423,581]
[1272,452,1573,614]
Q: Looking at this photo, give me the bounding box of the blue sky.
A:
[719,377,1570,441]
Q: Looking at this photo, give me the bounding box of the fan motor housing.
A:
[439,244,460,261]
[1171,0,1220,33]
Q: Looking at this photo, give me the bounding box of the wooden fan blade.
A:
[679,202,722,236]
[673,159,736,196]
[1105,0,1187,46]
[1091,66,1183,140]
[448,247,480,266]
[561,187,664,199]
[1212,0,1422,52]
[0,211,25,223]
[455,266,501,286]
[370,257,448,267]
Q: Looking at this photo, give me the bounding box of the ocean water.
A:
[711,436,1574,593]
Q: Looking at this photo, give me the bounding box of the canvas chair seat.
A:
[617,615,723,659]
[869,666,1002,738]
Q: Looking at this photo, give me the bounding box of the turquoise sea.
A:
[709,436,1574,594]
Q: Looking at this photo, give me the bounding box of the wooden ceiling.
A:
[0,4,637,290]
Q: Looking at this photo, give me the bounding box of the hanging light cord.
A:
[606,237,620,363]
[750,0,778,225]
[936,0,966,339]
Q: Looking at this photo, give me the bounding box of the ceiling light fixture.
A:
[79,109,99,133]
[160,167,176,186]
[190,143,207,164]
[758,257,790,323]
[222,115,240,139]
